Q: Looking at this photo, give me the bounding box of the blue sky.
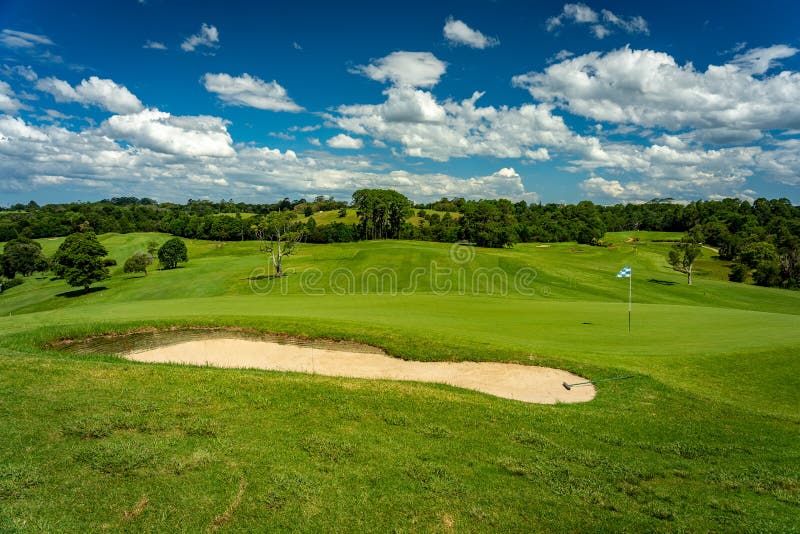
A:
[1,0,800,206]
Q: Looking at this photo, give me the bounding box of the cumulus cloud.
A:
[101,109,235,157]
[36,76,144,114]
[327,133,363,149]
[181,23,219,52]
[0,115,542,202]
[351,51,446,88]
[202,73,303,112]
[512,46,800,136]
[0,29,53,49]
[730,44,798,75]
[143,40,167,50]
[443,17,499,49]
[546,3,648,38]
[0,81,25,113]
[331,89,581,161]
[579,176,625,197]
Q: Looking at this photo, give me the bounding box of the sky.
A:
[1,0,800,206]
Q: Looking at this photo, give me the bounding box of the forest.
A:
[2,192,799,289]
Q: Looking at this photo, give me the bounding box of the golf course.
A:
[1,231,798,531]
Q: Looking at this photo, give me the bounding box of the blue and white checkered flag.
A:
[615,266,631,278]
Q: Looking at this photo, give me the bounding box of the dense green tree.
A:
[0,237,48,278]
[51,231,109,291]
[123,252,154,276]
[459,200,518,248]
[352,189,413,240]
[157,238,188,269]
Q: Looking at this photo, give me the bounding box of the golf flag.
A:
[615,266,632,331]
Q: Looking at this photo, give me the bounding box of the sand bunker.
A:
[125,338,595,404]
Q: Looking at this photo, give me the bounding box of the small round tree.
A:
[123,252,154,276]
[157,238,188,270]
[51,231,109,292]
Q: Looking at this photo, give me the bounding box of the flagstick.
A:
[628,270,632,333]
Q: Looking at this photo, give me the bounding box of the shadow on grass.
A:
[647,279,677,286]
[245,272,295,281]
[56,286,108,298]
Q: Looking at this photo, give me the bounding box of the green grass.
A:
[210,212,257,219]
[0,232,798,531]
[298,208,458,226]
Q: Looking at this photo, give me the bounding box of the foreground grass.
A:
[2,349,797,532]
[0,234,798,531]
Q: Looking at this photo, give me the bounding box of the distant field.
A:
[298,208,459,226]
[210,212,257,219]
[604,230,683,242]
[0,232,798,531]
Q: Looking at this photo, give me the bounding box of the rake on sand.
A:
[562,375,634,390]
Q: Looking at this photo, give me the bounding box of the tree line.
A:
[3,193,799,289]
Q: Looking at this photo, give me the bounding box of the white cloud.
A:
[0,115,541,202]
[269,131,296,140]
[591,25,611,39]
[41,109,74,121]
[202,73,303,112]
[101,109,235,157]
[292,42,302,50]
[308,137,321,146]
[0,29,53,49]
[443,17,499,49]
[327,133,363,149]
[36,76,144,114]
[525,148,551,162]
[288,124,321,132]
[379,86,446,123]
[546,4,648,39]
[546,49,574,64]
[730,44,798,75]
[332,89,581,161]
[1,64,37,81]
[512,46,800,135]
[0,80,25,113]
[600,9,648,34]
[579,176,624,197]
[351,51,446,88]
[181,23,219,52]
[143,40,167,50]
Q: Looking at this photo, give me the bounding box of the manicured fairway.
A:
[0,233,798,531]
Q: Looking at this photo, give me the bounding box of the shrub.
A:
[728,262,750,283]
[0,277,24,292]
[123,252,154,276]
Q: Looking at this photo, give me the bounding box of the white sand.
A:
[125,338,596,404]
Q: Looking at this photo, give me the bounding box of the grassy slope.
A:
[0,232,798,531]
